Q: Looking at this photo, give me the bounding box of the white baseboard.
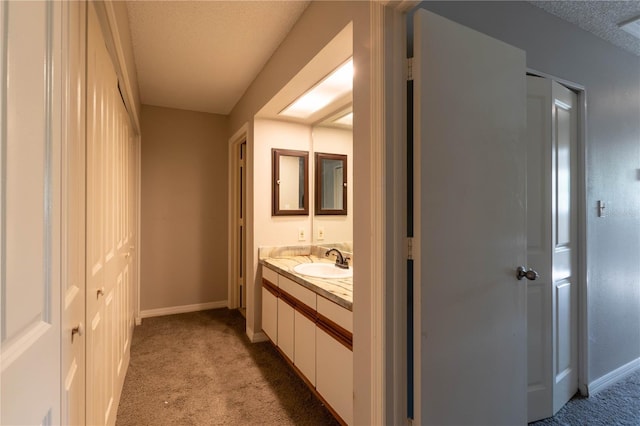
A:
[139,300,228,319]
[247,326,268,343]
[588,356,640,395]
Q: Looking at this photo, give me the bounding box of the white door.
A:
[526,75,578,422]
[86,3,135,424]
[412,9,528,425]
[1,1,63,424]
[61,1,87,424]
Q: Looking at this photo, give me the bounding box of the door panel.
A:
[413,9,527,425]
[61,1,87,424]
[551,81,578,413]
[1,2,62,424]
[86,3,136,424]
[526,76,578,421]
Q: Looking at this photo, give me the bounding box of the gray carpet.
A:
[116,309,339,426]
[529,370,640,426]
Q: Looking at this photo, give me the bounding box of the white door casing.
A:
[526,75,579,422]
[413,9,527,425]
[1,1,63,424]
[61,1,87,424]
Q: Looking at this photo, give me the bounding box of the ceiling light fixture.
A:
[279,58,353,119]
[619,15,640,39]
[333,111,353,126]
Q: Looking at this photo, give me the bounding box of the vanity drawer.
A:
[279,275,316,310]
[262,266,279,286]
[317,296,352,333]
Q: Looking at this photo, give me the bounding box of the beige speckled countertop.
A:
[260,255,353,311]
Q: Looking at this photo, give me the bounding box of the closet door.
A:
[86,3,136,425]
[61,1,87,425]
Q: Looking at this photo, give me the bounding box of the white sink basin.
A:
[293,262,353,279]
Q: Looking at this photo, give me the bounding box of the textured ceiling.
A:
[126,1,309,115]
[529,1,640,57]
[127,1,639,116]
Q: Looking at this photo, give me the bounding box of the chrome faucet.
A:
[325,248,350,269]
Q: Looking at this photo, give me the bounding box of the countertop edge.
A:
[259,258,353,311]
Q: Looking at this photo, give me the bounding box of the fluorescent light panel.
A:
[280,58,353,119]
[333,112,353,126]
[619,15,640,39]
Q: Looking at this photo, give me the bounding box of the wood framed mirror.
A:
[315,152,347,215]
[272,148,309,216]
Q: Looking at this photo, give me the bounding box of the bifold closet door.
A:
[86,3,136,425]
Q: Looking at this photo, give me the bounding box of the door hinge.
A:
[407,57,414,81]
[407,237,414,260]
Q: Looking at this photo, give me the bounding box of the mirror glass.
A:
[316,153,347,215]
[311,123,352,246]
[272,148,309,216]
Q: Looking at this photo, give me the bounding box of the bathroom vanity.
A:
[260,252,353,426]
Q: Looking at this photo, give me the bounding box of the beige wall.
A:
[253,120,353,248]
[140,105,228,311]
[228,2,373,423]
[254,119,312,248]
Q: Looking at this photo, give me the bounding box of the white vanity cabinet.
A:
[277,298,295,360]
[261,264,353,425]
[316,326,353,425]
[294,310,316,385]
[261,267,279,343]
[316,296,354,425]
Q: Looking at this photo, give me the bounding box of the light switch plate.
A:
[597,200,607,217]
[298,228,306,241]
[318,227,325,240]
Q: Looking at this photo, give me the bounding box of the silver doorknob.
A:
[71,323,83,342]
[516,266,538,281]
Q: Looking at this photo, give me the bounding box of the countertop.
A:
[260,255,353,311]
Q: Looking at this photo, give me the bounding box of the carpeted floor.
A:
[529,370,640,426]
[117,308,640,426]
[116,309,339,426]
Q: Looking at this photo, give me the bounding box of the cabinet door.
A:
[277,299,295,361]
[261,287,278,343]
[294,311,316,385]
[317,328,353,425]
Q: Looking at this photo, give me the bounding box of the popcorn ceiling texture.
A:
[126,1,310,114]
[529,1,640,57]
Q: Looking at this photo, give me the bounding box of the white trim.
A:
[227,123,248,311]
[99,1,140,134]
[135,134,142,326]
[588,357,640,395]
[139,300,228,319]
[576,88,589,397]
[369,3,386,425]
[246,326,268,343]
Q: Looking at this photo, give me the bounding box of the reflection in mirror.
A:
[272,148,309,216]
[315,152,347,215]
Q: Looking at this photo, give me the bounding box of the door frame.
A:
[227,124,249,310]
[527,68,589,397]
